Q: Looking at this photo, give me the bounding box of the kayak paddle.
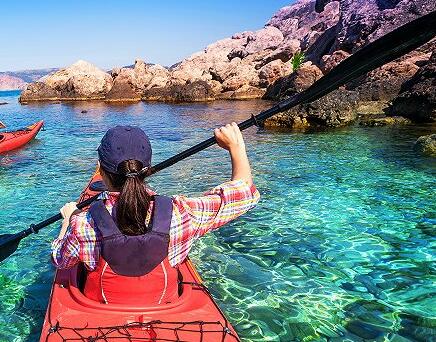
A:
[0,10,435,263]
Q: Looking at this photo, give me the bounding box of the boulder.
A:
[359,116,412,126]
[264,88,358,129]
[314,0,435,54]
[320,50,350,73]
[258,60,293,88]
[414,134,436,156]
[227,26,284,60]
[264,62,323,100]
[145,65,170,89]
[346,59,419,101]
[229,85,266,100]
[387,51,436,122]
[142,80,214,102]
[19,82,61,102]
[45,60,112,98]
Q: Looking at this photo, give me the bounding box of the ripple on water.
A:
[0,93,435,341]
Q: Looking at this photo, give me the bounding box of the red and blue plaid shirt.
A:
[52,179,260,270]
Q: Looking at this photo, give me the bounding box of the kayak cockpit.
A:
[67,263,195,312]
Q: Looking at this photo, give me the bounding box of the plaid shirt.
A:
[52,179,260,270]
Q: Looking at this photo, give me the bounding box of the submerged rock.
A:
[413,134,436,156]
[359,116,412,127]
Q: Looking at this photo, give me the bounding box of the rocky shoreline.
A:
[19,0,435,130]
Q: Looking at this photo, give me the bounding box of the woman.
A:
[52,123,260,305]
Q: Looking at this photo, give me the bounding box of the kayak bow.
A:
[0,120,44,154]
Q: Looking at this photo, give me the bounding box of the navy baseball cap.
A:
[98,125,152,174]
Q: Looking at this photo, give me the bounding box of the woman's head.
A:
[98,126,153,235]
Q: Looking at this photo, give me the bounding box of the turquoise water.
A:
[0,90,435,341]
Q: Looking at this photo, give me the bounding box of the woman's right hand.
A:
[214,122,245,152]
[214,122,253,185]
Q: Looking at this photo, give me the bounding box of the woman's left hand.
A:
[58,202,79,239]
[60,202,78,221]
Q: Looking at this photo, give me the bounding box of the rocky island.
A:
[19,0,435,129]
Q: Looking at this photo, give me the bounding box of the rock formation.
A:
[387,51,436,122]
[414,134,436,156]
[17,0,435,129]
[20,60,113,102]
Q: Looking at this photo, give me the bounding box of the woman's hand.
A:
[214,122,245,152]
[60,202,78,221]
[214,122,253,185]
[58,202,79,239]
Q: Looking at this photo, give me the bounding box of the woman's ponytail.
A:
[102,160,152,235]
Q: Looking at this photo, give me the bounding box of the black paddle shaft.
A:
[0,11,435,262]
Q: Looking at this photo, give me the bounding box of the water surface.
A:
[0,91,435,341]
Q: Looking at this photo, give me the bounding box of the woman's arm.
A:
[168,123,260,267]
[214,122,253,185]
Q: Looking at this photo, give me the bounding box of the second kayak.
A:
[0,120,44,154]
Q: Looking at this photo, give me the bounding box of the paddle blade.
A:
[0,234,21,262]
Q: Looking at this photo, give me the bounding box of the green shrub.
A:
[291,51,305,71]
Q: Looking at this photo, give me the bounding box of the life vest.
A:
[83,196,179,305]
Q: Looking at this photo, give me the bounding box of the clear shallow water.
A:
[0,90,435,342]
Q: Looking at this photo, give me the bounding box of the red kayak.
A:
[40,171,241,341]
[0,120,44,154]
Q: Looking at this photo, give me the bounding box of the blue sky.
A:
[1,0,293,72]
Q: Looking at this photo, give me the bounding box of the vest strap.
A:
[151,196,173,234]
[89,200,120,238]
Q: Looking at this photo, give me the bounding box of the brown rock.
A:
[320,50,350,73]
[414,134,436,156]
[359,116,412,126]
[258,60,293,88]
[44,60,113,98]
[19,82,61,102]
[230,85,266,100]
[264,62,323,100]
[387,51,436,122]
[142,80,214,102]
[264,89,358,129]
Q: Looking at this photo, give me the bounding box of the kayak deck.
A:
[40,172,240,341]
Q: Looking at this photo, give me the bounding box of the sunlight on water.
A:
[0,91,435,341]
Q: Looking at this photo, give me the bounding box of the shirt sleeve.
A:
[168,179,260,265]
[51,211,100,270]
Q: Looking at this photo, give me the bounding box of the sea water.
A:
[0,91,435,341]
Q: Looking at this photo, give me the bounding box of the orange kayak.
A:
[0,120,44,154]
[40,172,241,341]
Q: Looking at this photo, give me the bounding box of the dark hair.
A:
[102,160,152,235]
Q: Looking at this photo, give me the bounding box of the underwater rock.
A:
[359,116,412,127]
[413,134,436,156]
